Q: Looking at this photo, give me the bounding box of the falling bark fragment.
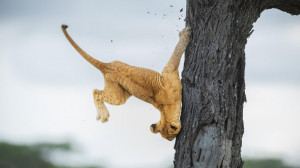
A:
[180,8,183,12]
[170,5,173,7]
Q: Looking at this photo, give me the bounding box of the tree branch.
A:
[261,0,300,15]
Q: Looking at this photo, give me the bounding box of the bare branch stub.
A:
[261,0,300,15]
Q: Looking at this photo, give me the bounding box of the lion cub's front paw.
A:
[179,26,191,40]
[95,102,110,122]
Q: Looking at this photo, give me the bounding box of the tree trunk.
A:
[174,0,300,168]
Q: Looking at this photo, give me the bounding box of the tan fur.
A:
[62,25,191,140]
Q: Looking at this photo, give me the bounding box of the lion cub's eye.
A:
[170,125,177,130]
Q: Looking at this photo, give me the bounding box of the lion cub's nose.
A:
[150,124,157,133]
[151,124,156,130]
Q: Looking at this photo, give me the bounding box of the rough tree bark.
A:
[174,0,300,168]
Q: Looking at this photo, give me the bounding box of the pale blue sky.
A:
[0,0,300,167]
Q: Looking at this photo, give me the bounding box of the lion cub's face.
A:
[150,104,182,141]
[150,104,182,140]
[150,120,181,141]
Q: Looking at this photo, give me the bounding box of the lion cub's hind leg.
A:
[93,79,131,122]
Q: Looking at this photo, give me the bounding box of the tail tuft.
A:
[61,24,68,29]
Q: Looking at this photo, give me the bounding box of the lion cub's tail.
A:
[61,24,108,73]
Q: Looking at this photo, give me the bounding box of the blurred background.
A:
[0,0,299,168]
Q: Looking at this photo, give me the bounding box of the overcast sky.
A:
[0,0,300,167]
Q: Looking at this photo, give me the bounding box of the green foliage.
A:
[0,142,55,168]
[243,158,297,168]
[3,142,298,168]
[0,142,103,168]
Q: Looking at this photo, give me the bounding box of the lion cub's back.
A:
[110,61,162,89]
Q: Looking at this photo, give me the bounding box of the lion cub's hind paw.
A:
[96,103,110,122]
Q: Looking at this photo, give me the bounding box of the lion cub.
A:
[62,25,191,140]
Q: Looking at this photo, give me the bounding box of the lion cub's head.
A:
[150,120,181,141]
[150,104,181,141]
